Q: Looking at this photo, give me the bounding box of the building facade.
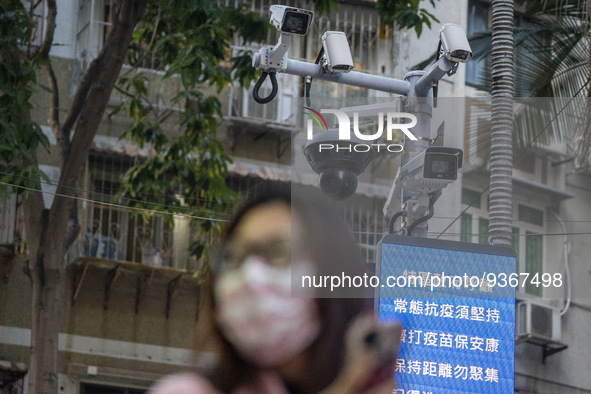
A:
[1,0,591,393]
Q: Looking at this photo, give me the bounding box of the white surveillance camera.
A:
[269,5,313,35]
[321,31,354,73]
[398,147,463,193]
[439,23,472,63]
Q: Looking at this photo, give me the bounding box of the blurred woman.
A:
[150,189,399,394]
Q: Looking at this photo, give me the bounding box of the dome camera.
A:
[304,129,374,200]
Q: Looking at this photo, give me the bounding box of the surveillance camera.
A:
[398,147,463,194]
[304,129,373,200]
[322,31,354,73]
[439,23,472,63]
[269,5,313,35]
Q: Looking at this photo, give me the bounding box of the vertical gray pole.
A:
[488,0,515,246]
[401,71,434,237]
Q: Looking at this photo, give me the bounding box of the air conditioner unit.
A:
[516,299,562,344]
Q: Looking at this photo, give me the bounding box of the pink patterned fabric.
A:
[148,373,219,394]
[149,372,289,394]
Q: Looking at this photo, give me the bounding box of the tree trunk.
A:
[25,2,148,393]
[489,0,515,246]
[28,255,62,393]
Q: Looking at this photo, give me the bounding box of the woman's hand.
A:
[320,313,401,394]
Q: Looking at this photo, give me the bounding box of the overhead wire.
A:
[0,181,231,223]
[5,170,591,224]
[0,170,235,219]
[351,230,591,238]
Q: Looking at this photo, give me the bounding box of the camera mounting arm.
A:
[253,33,292,73]
[414,56,458,96]
[251,33,292,104]
[253,55,413,102]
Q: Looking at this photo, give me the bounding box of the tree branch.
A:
[37,0,56,60]
[35,0,63,163]
[60,53,104,138]
[42,63,61,139]
[47,0,148,270]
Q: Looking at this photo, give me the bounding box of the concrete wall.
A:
[0,255,217,392]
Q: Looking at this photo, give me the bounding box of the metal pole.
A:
[399,72,435,237]
[283,59,412,96]
[488,0,514,246]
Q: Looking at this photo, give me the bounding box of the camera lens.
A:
[318,168,358,200]
[282,12,309,35]
[431,159,450,174]
[452,50,468,59]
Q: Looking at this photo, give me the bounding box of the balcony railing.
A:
[65,202,203,271]
[0,195,19,246]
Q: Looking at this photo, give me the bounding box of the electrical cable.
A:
[253,71,278,104]
[406,194,436,236]
[388,210,406,234]
[304,75,312,108]
[433,231,591,237]
[433,40,442,107]
[9,167,591,225]
[351,230,591,237]
[550,209,571,316]
[0,170,235,217]
[0,181,231,223]
[314,47,325,65]
[303,47,325,107]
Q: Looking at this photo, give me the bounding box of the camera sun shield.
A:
[322,31,354,73]
[269,5,313,35]
[439,23,472,63]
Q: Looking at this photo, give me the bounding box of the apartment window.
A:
[76,0,165,70]
[511,226,520,256]
[80,153,180,267]
[339,202,388,266]
[517,204,544,296]
[518,204,544,227]
[0,363,26,394]
[463,99,492,166]
[0,194,19,244]
[460,196,545,296]
[466,0,489,88]
[514,152,536,174]
[478,217,489,244]
[75,0,114,64]
[466,0,548,95]
[461,188,482,209]
[460,213,472,243]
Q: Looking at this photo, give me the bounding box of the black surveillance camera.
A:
[304,129,373,200]
[398,146,463,193]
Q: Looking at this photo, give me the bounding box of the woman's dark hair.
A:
[206,187,369,393]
